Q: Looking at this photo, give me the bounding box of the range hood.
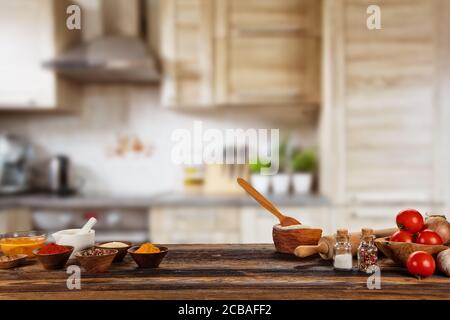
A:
[44,0,159,83]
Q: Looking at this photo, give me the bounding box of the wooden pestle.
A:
[294,228,397,260]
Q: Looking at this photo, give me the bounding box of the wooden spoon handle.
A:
[294,242,328,258]
[237,177,285,222]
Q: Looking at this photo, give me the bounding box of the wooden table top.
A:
[0,244,449,300]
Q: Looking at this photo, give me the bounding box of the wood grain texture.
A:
[0,244,449,300]
[161,0,321,107]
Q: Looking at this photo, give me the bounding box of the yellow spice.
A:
[135,243,160,254]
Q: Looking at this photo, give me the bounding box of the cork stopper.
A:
[361,228,375,241]
[336,229,349,242]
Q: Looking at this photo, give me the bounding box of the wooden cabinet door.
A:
[161,0,321,107]
[215,0,321,105]
[0,0,80,111]
[0,0,56,108]
[160,0,214,107]
[322,0,447,207]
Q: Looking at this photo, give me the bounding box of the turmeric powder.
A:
[135,243,160,254]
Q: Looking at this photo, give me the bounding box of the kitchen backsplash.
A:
[0,86,318,196]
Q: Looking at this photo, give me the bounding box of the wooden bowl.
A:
[95,241,132,262]
[272,224,322,254]
[75,248,118,273]
[0,254,27,269]
[33,245,74,270]
[375,237,449,266]
[128,246,168,268]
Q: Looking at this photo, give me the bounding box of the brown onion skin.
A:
[425,215,450,245]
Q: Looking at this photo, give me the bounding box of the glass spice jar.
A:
[333,229,353,271]
[357,228,378,273]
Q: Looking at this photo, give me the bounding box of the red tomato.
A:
[390,230,414,243]
[406,251,435,277]
[396,209,424,233]
[416,229,443,245]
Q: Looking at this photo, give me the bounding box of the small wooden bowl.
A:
[0,254,27,269]
[375,237,449,266]
[95,241,132,262]
[75,248,118,273]
[272,224,322,254]
[128,246,168,268]
[33,245,74,270]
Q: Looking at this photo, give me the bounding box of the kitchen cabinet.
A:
[0,208,32,234]
[150,207,241,243]
[160,0,321,108]
[341,204,445,232]
[320,0,450,220]
[160,0,214,107]
[0,0,80,111]
[149,206,331,244]
[215,0,321,105]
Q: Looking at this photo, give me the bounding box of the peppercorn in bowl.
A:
[128,243,168,268]
[75,247,118,273]
[33,243,74,270]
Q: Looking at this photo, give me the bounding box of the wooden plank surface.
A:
[0,244,449,300]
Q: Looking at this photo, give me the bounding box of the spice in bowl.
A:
[135,243,160,254]
[0,231,46,257]
[99,241,129,248]
[96,241,132,262]
[78,248,117,256]
[0,254,27,269]
[38,243,69,255]
[129,244,168,268]
[33,244,74,270]
[0,255,24,262]
[75,247,118,273]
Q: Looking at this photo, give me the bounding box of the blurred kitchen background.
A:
[0,0,449,243]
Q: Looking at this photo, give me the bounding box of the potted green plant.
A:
[249,159,271,194]
[291,149,317,194]
[271,141,290,195]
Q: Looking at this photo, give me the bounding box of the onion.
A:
[437,249,450,277]
[425,215,450,245]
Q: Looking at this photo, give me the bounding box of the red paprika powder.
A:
[38,243,69,255]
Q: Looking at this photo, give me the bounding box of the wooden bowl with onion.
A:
[95,241,132,262]
[375,237,449,266]
[272,224,322,254]
[33,245,74,270]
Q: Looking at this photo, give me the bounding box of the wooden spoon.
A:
[237,177,301,227]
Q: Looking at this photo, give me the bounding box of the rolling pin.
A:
[294,228,397,260]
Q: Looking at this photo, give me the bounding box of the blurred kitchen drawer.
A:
[33,210,73,230]
[0,208,32,234]
[150,207,240,243]
[32,209,148,232]
[71,209,148,230]
[341,204,445,232]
